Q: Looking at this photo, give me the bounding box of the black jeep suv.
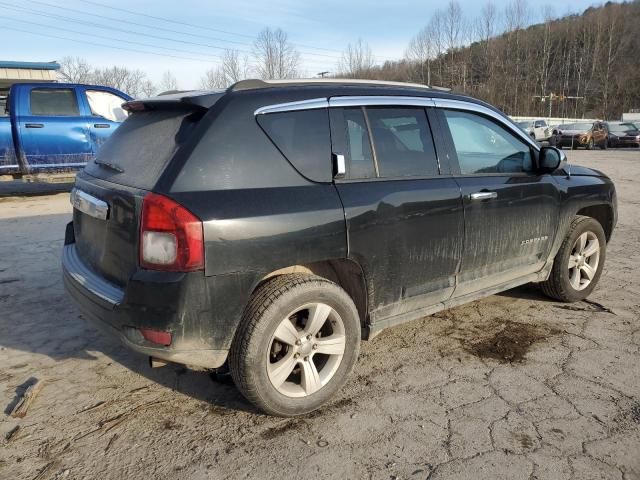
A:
[63,79,617,416]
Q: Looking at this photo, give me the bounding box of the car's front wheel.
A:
[541,216,606,302]
[229,274,360,416]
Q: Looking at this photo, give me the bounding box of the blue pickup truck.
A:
[0,83,131,175]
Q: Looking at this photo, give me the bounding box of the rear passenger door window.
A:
[30,88,80,116]
[342,107,376,179]
[367,107,438,178]
[442,109,533,174]
[335,106,439,180]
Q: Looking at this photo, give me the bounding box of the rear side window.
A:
[30,89,79,116]
[366,107,438,177]
[257,108,331,182]
[84,109,201,190]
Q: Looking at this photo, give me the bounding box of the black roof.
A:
[133,78,497,114]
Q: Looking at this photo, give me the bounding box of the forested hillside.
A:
[352,1,640,119]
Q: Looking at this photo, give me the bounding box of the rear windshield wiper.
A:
[94,159,124,173]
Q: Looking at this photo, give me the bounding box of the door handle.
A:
[25,123,44,128]
[470,191,498,201]
[333,153,346,178]
[94,123,110,128]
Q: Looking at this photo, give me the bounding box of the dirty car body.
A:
[62,80,617,415]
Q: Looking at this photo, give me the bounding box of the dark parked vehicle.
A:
[63,79,617,416]
[605,122,640,148]
[554,121,609,149]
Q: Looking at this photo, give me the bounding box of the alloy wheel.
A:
[568,231,600,291]
[267,303,346,398]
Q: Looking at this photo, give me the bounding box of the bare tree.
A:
[58,56,93,83]
[252,27,300,80]
[91,66,152,98]
[339,39,376,78]
[159,71,178,92]
[221,49,251,84]
[139,80,157,98]
[406,27,435,84]
[200,67,229,89]
[444,1,463,53]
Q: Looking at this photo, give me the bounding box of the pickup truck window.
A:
[443,109,533,175]
[86,90,128,122]
[30,89,79,116]
[366,107,438,178]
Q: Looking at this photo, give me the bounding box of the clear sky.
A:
[3,0,615,89]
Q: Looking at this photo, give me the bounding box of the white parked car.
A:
[516,119,552,142]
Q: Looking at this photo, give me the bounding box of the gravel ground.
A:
[0,150,639,480]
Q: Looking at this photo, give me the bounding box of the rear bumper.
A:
[62,237,228,369]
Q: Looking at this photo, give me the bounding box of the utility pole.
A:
[317,71,330,78]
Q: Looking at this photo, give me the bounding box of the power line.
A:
[2,25,228,63]
[81,0,348,56]
[28,0,253,50]
[11,0,344,61]
[5,16,226,62]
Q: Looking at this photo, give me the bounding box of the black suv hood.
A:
[569,165,608,177]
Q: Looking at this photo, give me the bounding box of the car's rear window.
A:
[84,109,201,190]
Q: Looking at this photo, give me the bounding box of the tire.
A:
[586,138,595,150]
[601,140,608,150]
[229,274,361,416]
[540,216,606,302]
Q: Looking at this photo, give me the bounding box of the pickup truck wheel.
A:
[229,274,360,417]
[540,216,606,302]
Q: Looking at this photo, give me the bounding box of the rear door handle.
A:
[470,191,498,200]
[93,123,110,128]
[25,123,44,128]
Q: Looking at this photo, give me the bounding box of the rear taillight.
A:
[140,193,204,272]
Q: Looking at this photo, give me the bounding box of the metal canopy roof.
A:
[0,61,60,70]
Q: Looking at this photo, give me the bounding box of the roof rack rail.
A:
[229,78,451,93]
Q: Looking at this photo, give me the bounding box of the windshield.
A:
[608,122,638,133]
[516,121,531,127]
[562,123,592,131]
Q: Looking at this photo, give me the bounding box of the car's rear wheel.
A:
[601,139,608,150]
[229,274,360,416]
[540,216,606,302]
[587,138,595,150]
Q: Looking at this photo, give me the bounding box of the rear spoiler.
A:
[122,90,225,113]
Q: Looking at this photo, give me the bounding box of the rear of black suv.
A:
[63,93,232,368]
[63,87,348,374]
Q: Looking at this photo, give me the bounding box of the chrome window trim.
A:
[433,98,540,150]
[70,188,109,221]
[329,96,435,108]
[252,94,537,150]
[254,98,328,116]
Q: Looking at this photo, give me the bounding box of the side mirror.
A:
[539,146,567,174]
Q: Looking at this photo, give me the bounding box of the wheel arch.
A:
[576,204,614,242]
[255,259,369,333]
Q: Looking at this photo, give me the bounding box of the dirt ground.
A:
[1,150,639,480]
